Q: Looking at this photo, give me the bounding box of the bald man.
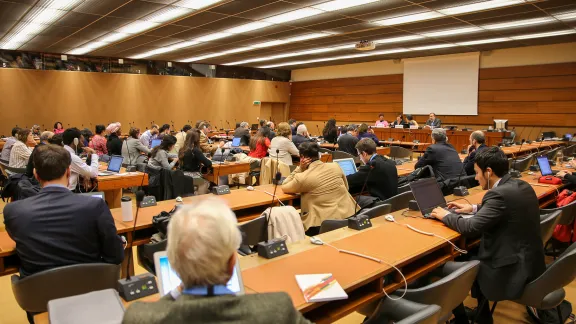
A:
[463,130,487,176]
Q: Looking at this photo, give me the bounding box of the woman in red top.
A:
[248,127,271,159]
[89,124,108,156]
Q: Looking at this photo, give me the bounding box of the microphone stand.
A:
[509,139,525,178]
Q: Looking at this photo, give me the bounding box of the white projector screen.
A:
[403,52,480,116]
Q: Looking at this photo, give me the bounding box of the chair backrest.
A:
[546,147,560,161]
[11,263,121,313]
[239,216,267,246]
[542,200,576,226]
[382,191,415,212]
[517,242,576,308]
[390,146,412,159]
[511,153,535,172]
[319,219,348,234]
[331,150,355,160]
[137,239,167,275]
[540,210,562,245]
[364,298,441,324]
[319,148,332,154]
[399,261,480,322]
[563,144,576,157]
[358,203,392,219]
[4,165,27,174]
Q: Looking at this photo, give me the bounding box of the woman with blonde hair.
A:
[268,122,299,166]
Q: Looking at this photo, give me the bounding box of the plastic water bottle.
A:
[557,151,563,167]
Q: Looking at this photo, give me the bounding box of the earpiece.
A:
[73,137,79,146]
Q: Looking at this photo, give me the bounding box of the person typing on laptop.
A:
[430,147,545,324]
[122,197,310,324]
[556,159,576,184]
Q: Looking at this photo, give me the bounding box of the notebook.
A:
[295,274,347,303]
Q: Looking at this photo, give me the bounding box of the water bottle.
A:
[121,196,133,222]
[557,151,563,167]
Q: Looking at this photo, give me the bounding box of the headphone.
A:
[73,137,79,156]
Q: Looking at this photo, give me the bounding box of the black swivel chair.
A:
[238,216,267,255]
[540,210,562,247]
[546,147,561,161]
[12,263,121,314]
[331,150,355,160]
[382,191,415,212]
[562,144,576,157]
[358,203,392,219]
[390,146,412,160]
[542,201,576,257]
[319,219,349,234]
[510,153,535,172]
[137,239,168,275]
[398,183,411,193]
[364,298,441,324]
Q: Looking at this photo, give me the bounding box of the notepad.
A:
[295,274,348,303]
[48,289,125,324]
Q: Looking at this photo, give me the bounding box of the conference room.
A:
[0,0,576,323]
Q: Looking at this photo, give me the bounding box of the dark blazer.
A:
[3,186,124,277]
[337,133,359,156]
[323,128,338,144]
[347,155,398,200]
[442,175,546,301]
[122,292,311,324]
[233,127,250,146]
[463,144,488,176]
[425,118,442,127]
[292,134,311,148]
[180,147,212,173]
[392,120,407,128]
[415,141,463,180]
[107,134,123,156]
[358,132,379,145]
[562,172,576,184]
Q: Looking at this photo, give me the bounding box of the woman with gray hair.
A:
[122,197,311,324]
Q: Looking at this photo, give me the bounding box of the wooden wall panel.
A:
[289,62,576,135]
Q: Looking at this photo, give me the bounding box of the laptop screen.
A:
[231,137,241,147]
[107,156,123,172]
[79,192,105,199]
[151,139,162,148]
[409,178,447,215]
[537,156,553,176]
[156,254,243,296]
[334,158,357,176]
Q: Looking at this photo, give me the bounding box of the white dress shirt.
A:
[64,145,99,190]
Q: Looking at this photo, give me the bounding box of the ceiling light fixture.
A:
[438,0,527,15]
[143,6,194,23]
[375,35,425,43]
[222,21,273,34]
[129,41,200,59]
[224,44,355,65]
[172,0,226,10]
[410,43,456,50]
[373,11,444,26]
[553,11,576,21]
[262,8,324,24]
[511,30,576,40]
[117,20,160,34]
[457,37,511,45]
[259,48,410,68]
[482,17,554,29]
[180,47,252,62]
[193,32,233,42]
[422,26,482,37]
[98,32,129,43]
[312,0,381,11]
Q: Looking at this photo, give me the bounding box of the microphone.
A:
[509,139,525,178]
[220,119,224,131]
[525,126,534,144]
[73,137,79,156]
[354,160,375,216]
[316,125,321,138]
[453,160,469,196]
[419,132,431,159]
[226,120,231,129]
[211,147,231,195]
[515,127,525,145]
[42,124,45,131]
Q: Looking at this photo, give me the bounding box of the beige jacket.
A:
[261,206,306,244]
[260,157,291,185]
[282,160,357,230]
[199,131,218,154]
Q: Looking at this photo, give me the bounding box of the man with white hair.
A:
[415,128,463,180]
[233,121,251,146]
[123,197,311,324]
[292,124,311,148]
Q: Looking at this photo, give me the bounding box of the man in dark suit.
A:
[415,128,463,180]
[4,144,124,278]
[425,112,442,128]
[347,138,398,201]
[233,121,251,146]
[337,125,359,156]
[431,147,545,324]
[292,124,311,148]
[123,197,311,324]
[463,130,488,176]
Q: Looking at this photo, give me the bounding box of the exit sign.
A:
[253,101,261,105]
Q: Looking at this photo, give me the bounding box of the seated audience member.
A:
[89,124,108,157]
[63,128,99,191]
[31,125,41,136]
[198,122,224,154]
[80,128,93,147]
[556,160,576,184]
[391,114,407,127]
[357,123,379,145]
[267,121,276,140]
[425,112,442,128]
[233,122,251,146]
[148,135,179,170]
[53,121,64,134]
[292,124,311,148]
[140,124,159,148]
[157,124,172,140]
[347,139,398,201]
[322,118,338,144]
[431,147,545,324]
[406,114,418,127]
[175,124,192,153]
[463,130,488,176]
[269,122,299,166]
[195,120,205,128]
[48,134,63,146]
[122,127,150,166]
[106,122,123,156]
[9,129,35,168]
[4,144,124,279]
[122,197,310,324]
[179,129,212,176]
[26,131,53,177]
[282,142,356,236]
[248,128,271,159]
[337,125,359,156]
[289,119,298,136]
[0,127,20,162]
[415,128,463,180]
[375,114,389,128]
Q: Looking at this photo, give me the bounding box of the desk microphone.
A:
[220,119,224,131]
[536,135,546,155]
[516,127,525,145]
[316,125,321,138]
[42,124,45,131]
[453,161,469,196]
[420,132,431,159]
[525,126,535,144]
[226,120,231,129]
[347,159,374,231]
[509,139,525,178]
[211,147,231,195]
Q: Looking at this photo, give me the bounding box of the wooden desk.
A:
[204,162,251,185]
[380,141,430,152]
[319,144,390,157]
[97,163,149,208]
[500,141,564,158]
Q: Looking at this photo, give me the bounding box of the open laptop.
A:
[333,158,358,176]
[537,156,558,176]
[410,178,455,218]
[98,155,123,176]
[154,251,244,296]
[151,139,162,148]
[231,137,241,147]
[79,192,105,199]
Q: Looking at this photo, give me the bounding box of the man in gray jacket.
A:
[122,128,150,166]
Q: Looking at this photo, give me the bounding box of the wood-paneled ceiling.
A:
[1,0,575,70]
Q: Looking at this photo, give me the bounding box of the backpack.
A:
[552,190,576,243]
[527,300,575,324]
[151,205,179,236]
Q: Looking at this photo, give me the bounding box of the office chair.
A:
[3,165,27,175]
[319,148,332,154]
[331,150,355,160]
[364,299,441,324]
[319,219,349,234]
[11,263,120,313]
[542,201,576,258]
[510,153,535,172]
[546,147,560,161]
[358,203,392,219]
[382,191,415,212]
[390,146,412,160]
[137,239,167,275]
[488,242,576,320]
[238,216,267,255]
[563,144,576,157]
[540,210,562,247]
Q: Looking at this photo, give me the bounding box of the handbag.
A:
[151,206,178,236]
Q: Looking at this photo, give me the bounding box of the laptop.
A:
[231,137,241,147]
[333,158,358,176]
[98,155,124,176]
[409,178,453,218]
[151,139,162,148]
[537,156,558,176]
[154,251,245,296]
[79,192,105,200]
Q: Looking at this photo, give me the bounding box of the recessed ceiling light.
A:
[262,8,324,24]
[129,41,201,59]
[422,26,482,37]
[410,44,456,50]
[172,0,225,10]
[98,32,129,43]
[225,45,355,66]
[194,32,232,42]
[375,35,425,43]
[43,0,84,10]
[117,20,160,34]
[554,11,576,21]
[222,21,273,34]
[482,17,554,29]
[511,30,576,40]
[179,47,252,63]
[169,40,200,49]
[84,41,109,49]
[67,47,92,55]
[143,7,194,23]
[285,33,328,42]
[259,48,410,68]
[0,41,24,50]
[250,40,287,48]
[439,0,526,15]
[312,0,380,11]
[373,11,444,26]
[23,8,67,25]
[457,38,511,45]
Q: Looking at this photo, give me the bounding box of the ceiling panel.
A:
[543,4,576,14]
[393,17,465,31]
[337,0,413,17]
[304,17,364,31]
[0,1,31,23]
[533,0,576,10]
[144,24,190,37]
[40,25,81,38]
[107,1,166,19]
[73,0,132,16]
[172,11,229,28]
[236,1,304,19]
[239,24,296,37]
[279,12,341,28]
[206,0,279,15]
[456,4,539,22]
[326,22,379,34]
[51,12,102,28]
[355,5,429,22]
[186,16,253,31]
[0,20,16,35]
